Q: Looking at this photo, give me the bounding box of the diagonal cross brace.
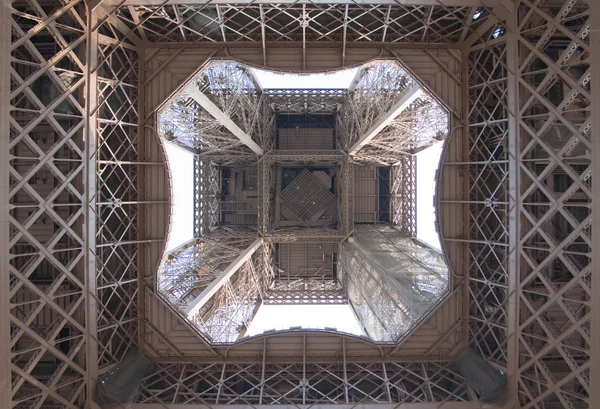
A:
[186,84,264,155]
[184,239,263,318]
[349,85,422,155]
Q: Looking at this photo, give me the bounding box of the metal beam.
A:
[122,404,489,409]
[0,1,10,408]
[119,0,486,5]
[348,67,364,93]
[504,3,520,400]
[463,15,497,48]
[95,2,143,47]
[259,5,267,66]
[185,84,264,155]
[590,2,600,407]
[183,239,263,318]
[245,68,263,93]
[342,5,348,66]
[85,5,100,407]
[348,85,421,155]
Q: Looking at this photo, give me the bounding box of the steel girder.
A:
[510,2,591,408]
[391,156,417,236]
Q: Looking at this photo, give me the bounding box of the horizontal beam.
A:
[113,403,487,409]
[148,41,457,50]
[349,85,422,155]
[185,84,263,155]
[183,238,262,318]
[121,0,486,5]
[151,352,458,364]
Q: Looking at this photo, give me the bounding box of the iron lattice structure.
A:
[350,96,450,165]
[157,238,253,307]
[265,278,346,305]
[158,93,257,161]
[391,155,418,236]
[0,1,597,409]
[339,226,449,342]
[266,88,346,115]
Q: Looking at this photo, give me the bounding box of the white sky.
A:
[252,68,359,89]
[416,142,443,250]
[163,141,194,252]
[246,304,364,337]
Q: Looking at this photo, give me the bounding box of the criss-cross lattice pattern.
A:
[117,4,475,45]
[265,278,345,305]
[8,0,89,406]
[391,156,417,236]
[513,1,592,408]
[280,169,334,221]
[338,61,413,150]
[267,88,346,115]
[135,359,471,405]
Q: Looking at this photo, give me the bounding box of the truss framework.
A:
[157,238,253,307]
[351,94,449,165]
[117,3,476,45]
[391,155,417,236]
[341,61,449,166]
[191,244,273,343]
[510,2,592,407]
[157,92,258,162]
[265,278,346,305]
[266,88,346,114]
[136,360,471,405]
[338,61,414,151]
[339,227,448,342]
[261,151,351,237]
[1,0,597,408]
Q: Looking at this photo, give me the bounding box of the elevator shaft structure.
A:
[340,226,448,342]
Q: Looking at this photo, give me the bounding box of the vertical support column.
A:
[342,338,349,403]
[259,5,267,66]
[259,338,266,404]
[460,46,471,349]
[341,157,354,236]
[137,45,147,349]
[0,0,11,407]
[258,159,270,235]
[382,361,392,402]
[216,362,226,404]
[504,0,520,401]
[84,5,99,407]
[410,155,416,236]
[302,334,306,405]
[589,1,600,407]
